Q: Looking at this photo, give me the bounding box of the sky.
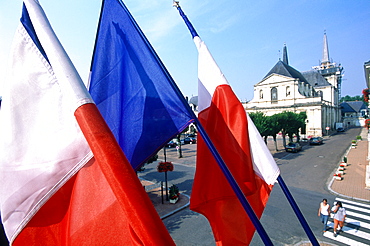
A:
[1,0,369,102]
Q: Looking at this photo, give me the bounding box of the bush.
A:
[169,184,179,200]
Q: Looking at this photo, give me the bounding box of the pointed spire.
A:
[282,43,289,65]
[322,31,329,64]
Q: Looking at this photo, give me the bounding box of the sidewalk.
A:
[141,179,190,219]
[329,127,370,202]
[140,146,195,219]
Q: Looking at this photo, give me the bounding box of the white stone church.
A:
[244,33,343,137]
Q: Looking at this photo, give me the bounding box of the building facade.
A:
[244,34,343,136]
[365,60,370,89]
[340,101,368,128]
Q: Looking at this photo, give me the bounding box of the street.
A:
[139,127,370,245]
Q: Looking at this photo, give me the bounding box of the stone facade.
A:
[244,34,343,137]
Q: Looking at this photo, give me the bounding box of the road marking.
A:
[323,231,368,246]
[327,221,370,241]
[345,210,370,221]
[344,217,370,230]
[344,204,370,214]
[336,197,370,209]
[323,197,370,246]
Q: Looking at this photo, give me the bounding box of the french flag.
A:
[190,36,280,245]
[0,1,174,245]
[89,0,194,171]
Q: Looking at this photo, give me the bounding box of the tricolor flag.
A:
[190,36,280,245]
[89,0,194,171]
[0,1,174,245]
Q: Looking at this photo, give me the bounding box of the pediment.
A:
[255,73,296,87]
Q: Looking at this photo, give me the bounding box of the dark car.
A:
[184,137,196,144]
[285,142,302,152]
[337,127,345,132]
[309,137,323,145]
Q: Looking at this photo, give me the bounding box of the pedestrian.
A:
[332,201,346,237]
[318,199,330,232]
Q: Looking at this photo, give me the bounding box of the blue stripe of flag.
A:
[89,0,195,170]
[20,4,49,63]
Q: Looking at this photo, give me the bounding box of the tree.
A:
[249,111,306,149]
[136,153,158,172]
[249,112,269,141]
[276,112,289,147]
[278,111,306,144]
[340,95,363,102]
[296,112,307,141]
[265,114,283,151]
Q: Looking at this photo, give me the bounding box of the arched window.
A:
[271,87,278,103]
[317,90,323,99]
[286,86,290,97]
[259,89,263,99]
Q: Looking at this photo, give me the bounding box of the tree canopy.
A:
[340,95,363,102]
[249,111,307,149]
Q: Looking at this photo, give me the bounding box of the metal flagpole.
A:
[173,2,273,245]
[192,121,274,245]
[173,2,319,246]
[278,176,319,245]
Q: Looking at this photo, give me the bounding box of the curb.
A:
[327,142,370,203]
[160,193,190,219]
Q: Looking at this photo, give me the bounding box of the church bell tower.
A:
[313,32,344,100]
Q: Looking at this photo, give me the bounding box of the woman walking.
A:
[318,199,330,232]
[332,201,346,237]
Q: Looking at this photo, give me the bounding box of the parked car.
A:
[336,127,345,132]
[184,137,197,144]
[309,137,323,145]
[301,138,309,143]
[165,140,177,148]
[285,142,302,153]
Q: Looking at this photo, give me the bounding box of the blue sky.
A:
[1,0,369,101]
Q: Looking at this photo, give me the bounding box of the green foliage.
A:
[277,111,306,142]
[265,114,282,137]
[340,95,364,102]
[249,111,306,143]
[146,154,158,164]
[297,111,308,135]
[136,153,158,172]
[249,112,269,138]
[169,184,179,200]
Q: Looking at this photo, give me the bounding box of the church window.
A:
[259,89,263,99]
[317,90,323,99]
[271,87,278,103]
[286,86,290,97]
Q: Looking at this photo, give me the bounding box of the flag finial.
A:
[173,1,180,8]
[174,1,199,38]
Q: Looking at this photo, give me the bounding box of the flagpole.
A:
[173,2,273,245]
[277,175,319,246]
[195,121,274,245]
[174,2,320,245]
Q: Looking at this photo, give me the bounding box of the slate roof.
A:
[302,70,331,87]
[263,60,309,84]
[340,101,367,113]
[189,96,198,107]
